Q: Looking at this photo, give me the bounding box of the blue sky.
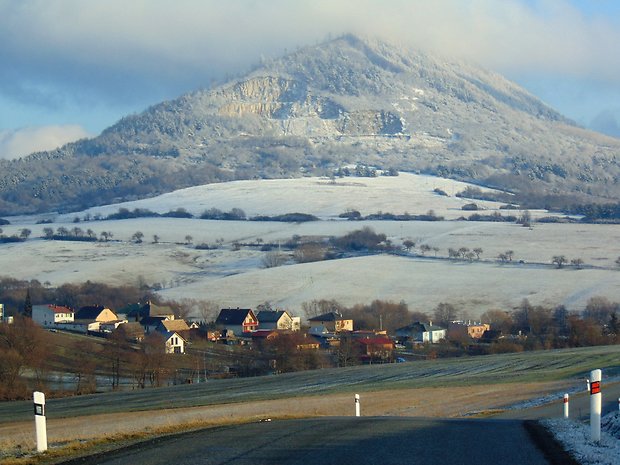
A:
[1,0,620,159]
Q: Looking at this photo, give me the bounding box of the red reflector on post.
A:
[591,381,601,395]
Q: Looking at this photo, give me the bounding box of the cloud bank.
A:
[0,125,90,160]
[1,0,620,136]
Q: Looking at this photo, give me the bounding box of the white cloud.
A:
[1,0,620,129]
[0,125,90,160]
[2,1,620,95]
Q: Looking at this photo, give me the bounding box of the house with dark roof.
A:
[257,310,299,331]
[396,322,446,344]
[308,311,353,333]
[215,308,258,336]
[124,301,176,322]
[61,305,120,333]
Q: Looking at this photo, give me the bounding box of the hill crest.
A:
[1,34,619,215]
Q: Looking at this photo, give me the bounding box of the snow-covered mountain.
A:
[2,34,619,215]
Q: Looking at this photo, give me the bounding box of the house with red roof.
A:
[32,304,74,328]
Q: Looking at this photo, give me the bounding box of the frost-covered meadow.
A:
[2,173,620,318]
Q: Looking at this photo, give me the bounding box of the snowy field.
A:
[1,173,620,318]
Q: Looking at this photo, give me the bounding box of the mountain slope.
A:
[1,34,619,215]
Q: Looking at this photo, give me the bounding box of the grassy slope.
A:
[1,344,619,424]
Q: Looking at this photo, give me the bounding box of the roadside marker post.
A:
[33,391,47,452]
[355,394,360,417]
[563,393,569,419]
[589,369,602,443]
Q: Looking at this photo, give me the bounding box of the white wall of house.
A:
[58,321,99,334]
[165,333,185,354]
[32,305,74,328]
[425,329,446,343]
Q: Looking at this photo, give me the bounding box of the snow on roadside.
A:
[544,412,620,465]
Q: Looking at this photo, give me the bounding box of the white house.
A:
[257,310,300,331]
[163,331,186,354]
[396,322,446,344]
[32,304,74,328]
[215,308,258,337]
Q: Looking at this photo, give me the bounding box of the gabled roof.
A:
[159,319,190,332]
[125,301,175,319]
[216,308,255,325]
[162,331,186,343]
[257,310,289,323]
[45,304,73,314]
[397,322,444,333]
[75,305,113,320]
[308,311,346,322]
[140,316,168,327]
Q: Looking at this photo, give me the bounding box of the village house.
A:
[124,301,176,322]
[257,310,300,331]
[448,321,491,340]
[157,318,190,337]
[308,311,353,333]
[32,304,74,328]
[395,321,446,344]
[61,305,120,334]
[356,336,394,363]
[215,308,258,336]
[163,331,186,354]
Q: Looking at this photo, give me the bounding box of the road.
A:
[64,417,552,465]
[495,380,620,421]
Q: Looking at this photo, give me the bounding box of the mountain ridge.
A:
[1,34,619,215]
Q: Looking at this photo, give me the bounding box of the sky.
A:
[1,0,620,160]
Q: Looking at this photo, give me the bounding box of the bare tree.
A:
[458,247,470,259]
[433,302,458,327]
[552,255,567,268]
[19,228,31,240]
[473,248,483,260]
[132,231,144,243]
[153,234,160,244]
[184,235,193,245]
[420,244,432,255]
[402,239,415,251]
[570,258,584,269]
[262,251,286,268]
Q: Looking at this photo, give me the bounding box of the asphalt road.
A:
[66,417,552,465]
[495,380,620,421]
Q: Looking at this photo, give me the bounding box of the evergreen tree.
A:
[23,289,32,318]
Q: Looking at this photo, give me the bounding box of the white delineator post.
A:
[563,393,569,419]
[355,394,360,417]
[589,369,602,443]
[33,391,47,452]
